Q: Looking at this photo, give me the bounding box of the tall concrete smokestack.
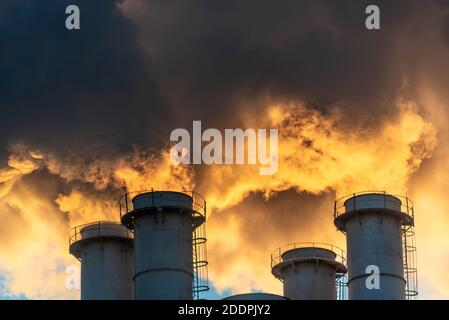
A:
[121,190,208,300]
[334,192,418,300]
[271,243,347,300]
[69,221,134,300]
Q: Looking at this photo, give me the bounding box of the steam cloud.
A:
[0,0,447,298]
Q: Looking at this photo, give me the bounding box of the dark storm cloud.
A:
[0,0,445,157]
[129,0,438,128]
[0,0,170,159]
[435,0,449,44]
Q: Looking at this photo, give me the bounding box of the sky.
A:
[0,0,449,299]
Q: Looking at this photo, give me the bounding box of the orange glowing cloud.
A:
[0,99,440,299]
[201,101,437,211]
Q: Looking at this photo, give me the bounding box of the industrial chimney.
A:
[271,243,347,300]
[334,192,418,300]
[120,190,208,300]
[69,221,134,300]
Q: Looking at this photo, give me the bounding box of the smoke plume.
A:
[0,0,448,298]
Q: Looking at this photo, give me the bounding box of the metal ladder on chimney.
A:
[192,238,199,299]
[402,225,418,299]
[336,273,348,300]
[192,223,209,300]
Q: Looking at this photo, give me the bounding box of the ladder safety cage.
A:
[336,273,348,301]
[403,224,419,299]
[192,217,209,299]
